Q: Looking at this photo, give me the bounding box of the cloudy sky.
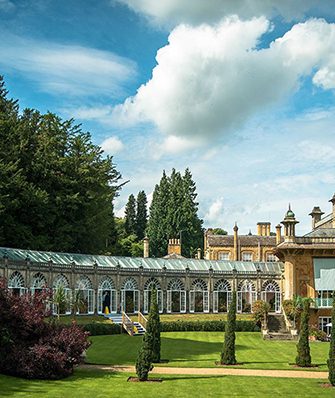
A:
[1,0,335,235]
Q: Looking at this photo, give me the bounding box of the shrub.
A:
[295,299,312,367]
[252,300,270,328]
[328,292,335,386]
[310,326,327,342]
[221,291,237,365]
[0,278,90,379]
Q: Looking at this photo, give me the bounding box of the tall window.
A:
[242,252,253,262]
[218,252,230,260]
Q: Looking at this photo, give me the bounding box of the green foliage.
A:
[295,299,312,367]
[0,76,121,253]
[52,286,67,319]
[136,190,148,240]
[212,228,228,235]
[328,292,335,385]
[283,296,303,328]
[135,332,153,381]
[221,291,237,365]
[147,168,203,257]
[124,194,136,235]
[146,289,161,362]
[82,322,122,336]
[252,300,271,328]
[160,320,259,332]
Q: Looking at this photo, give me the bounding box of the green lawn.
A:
[0,369,333,398]
[50,315,112,325]
[86,332,330,371]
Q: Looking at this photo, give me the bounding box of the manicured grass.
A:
[130,313,253,322]
[0,369,333,398]
[86,332,330,371]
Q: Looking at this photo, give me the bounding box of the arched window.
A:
[121,277,139,313]
[167,278,184,291]
[75,276,94,314]
[8,271,24,288]
[53,274,70,289]
[122,277,138,290]
[262,280,280,292]
[31,273,47,289]
[238,280,255,292]
[214,279,231,291]
[76,275,93,290]
[213,279,232,313]
[8,271,25,295]
[98,277,116,314]
[144,277,161,290]
[237,280,256,313]
[191,279,207,291]
[99,277,115,290]
[167,279,186,313]
[261,280,281,313]
[143,278,162,313]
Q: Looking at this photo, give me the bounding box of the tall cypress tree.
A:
[295,299,312,367]
[327,292,335,385]
[221,291,237,365]
[124,194,137,236]
[147,171,170,257]
[136,190,148,240]
[146,289,161,363]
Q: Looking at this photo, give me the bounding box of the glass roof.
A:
[0,247,282,274]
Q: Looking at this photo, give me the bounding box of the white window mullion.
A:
[203,291,209,313]
[213,291,218,313]
[180,291,186,313]
[167,290,172,313]
[189,291,195,313]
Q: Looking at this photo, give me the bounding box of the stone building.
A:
[0,238,282,316]
[204,222,281,262]
[275,196,335,335]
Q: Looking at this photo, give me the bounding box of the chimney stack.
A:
[275,224,282,245]
[329,194,335,228]
[197,248,201,259]
[257,222,271,236]
[309,206,324,230]
[143,236,149,258]
[168,238,181,256]
[233,223,239,261]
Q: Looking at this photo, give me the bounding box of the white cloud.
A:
[112,17,335,140]
[205,198,224,223]
[0,33,137,97]
[100,136,124,154]
[115,0,329,27]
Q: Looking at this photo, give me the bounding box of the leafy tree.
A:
[327,292,335,386]
[135,331,153,381]
[124,194,137,236]
[221,291,237,365]
[146,289,161,363]
[212,228,228,235]
[295,299,312,367]
[147,169,203,257]
[136,190,148,240]
[0,77,121,254]
[0,278,90,379]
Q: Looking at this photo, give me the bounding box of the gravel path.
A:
[81,364,329,379]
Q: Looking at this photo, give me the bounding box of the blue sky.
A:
[1,0,335,235]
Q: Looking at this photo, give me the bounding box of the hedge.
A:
[160,320,259,332]
[83,322,122,336]
[82,320,259,336]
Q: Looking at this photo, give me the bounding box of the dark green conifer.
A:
[124,194,137,236]
[135,331,153,381]
[136,190,148,240]
[295,299,312,367]
[327,292,335,385]
[146,289,161,363]
[221,291,237,365]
